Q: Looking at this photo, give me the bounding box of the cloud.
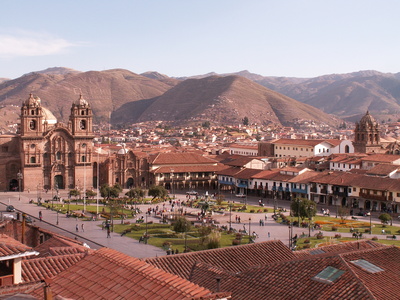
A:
[0,31,76,58]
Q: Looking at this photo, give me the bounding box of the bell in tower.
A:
[70,94,93,136]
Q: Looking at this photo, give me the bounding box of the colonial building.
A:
[0,94,94,192]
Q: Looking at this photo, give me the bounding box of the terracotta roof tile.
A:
[29,248,213,300]
[0,234,37,259]
[22,253,86,282]
[145,241,294,280]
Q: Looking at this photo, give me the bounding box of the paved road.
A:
[0,190,395,258]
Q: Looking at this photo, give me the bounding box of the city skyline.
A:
[1,1,399,79]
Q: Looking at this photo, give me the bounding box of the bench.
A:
[386,235,396,240]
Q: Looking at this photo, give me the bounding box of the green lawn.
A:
[110,222,252,253]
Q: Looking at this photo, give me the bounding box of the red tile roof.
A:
[29,247,213,300]
[22,253,86,282]
[144,241,294,280]
[0,234,37,259]
[149,152,218,165]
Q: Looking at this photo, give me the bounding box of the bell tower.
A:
[20,93,44,137]
[69,94,93,136]
[353,111,382,153]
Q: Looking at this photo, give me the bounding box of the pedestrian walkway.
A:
[0,190,393,258]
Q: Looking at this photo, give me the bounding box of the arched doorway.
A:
[9,179,18,191]
[127,178,134,189]
[54,175,64,189]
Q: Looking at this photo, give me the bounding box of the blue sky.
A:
[1,0,399,79]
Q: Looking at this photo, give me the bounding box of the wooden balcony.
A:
[359,191,393,202]
[0,274,13,286]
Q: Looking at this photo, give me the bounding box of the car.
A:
[235,194,246,198]
[6,205,15,212]
[3,214,15,220]
[186,191,198,195]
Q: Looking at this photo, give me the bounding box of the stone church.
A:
[0,94,95,192]
[353,111,400,154]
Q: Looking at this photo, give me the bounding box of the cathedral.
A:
[0,94,95,192]
[353,111,400,154]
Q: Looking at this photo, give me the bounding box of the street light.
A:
[17,170,23,201]
[248,217,251,243]
[56,210,59,225]
[83,143,87,213]
[335,195,339,218]
[171,169,174,199]
[288,222,293,248]
[145,213,148,244]
[229,202,233,230]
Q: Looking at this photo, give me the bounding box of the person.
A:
[39,211,42,221]
[107,227,111,238]
[81,224,84,232]
[76,224,79,232]
[268,232,270,238]
[265,214,268,221]
[238,216,241,223]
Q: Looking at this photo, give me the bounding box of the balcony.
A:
[359,191,393,202]
[0,274,13,286]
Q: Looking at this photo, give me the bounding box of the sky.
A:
[1,0,399,79]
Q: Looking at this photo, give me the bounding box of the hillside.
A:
[112,75,340,127]
[217,70,400,120]
[0,69,174,123]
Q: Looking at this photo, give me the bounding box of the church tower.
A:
[353,111,382,153]
[20,93,44,137]
[69,94,93,136]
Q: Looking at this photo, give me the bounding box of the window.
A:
[82,155,86,162]
[2,146,8,152]
[56,151,61,160]
[29,120,36,130]
[353,188,357,192]
[30,157,36,163]
[80,120,86,130]
[313,266,345,284]
[350,259,383,273]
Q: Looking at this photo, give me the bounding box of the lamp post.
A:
[335,195,339,218]
[288,223,292,248]
[229,202,233,230]
[248,217,251,243]
[145,213,148,244]
[96,144,101,216]
[17,170,23,201]
[273,190,277,215]
[171,169,174,199]
[370,210,372,234]
[83,143,87,213]
[56,210,59,225]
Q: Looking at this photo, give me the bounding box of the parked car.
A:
[6,205,15,212]
[235,194,246,198]
[3,214,15,220]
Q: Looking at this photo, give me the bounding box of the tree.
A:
[69,189,80,198]
[173,217,192,233]
[100,184,121,200]
[86,190,97,199]
[148,185,168,200]
[338,207,350,223]
[125,187,145,199]
[242,116,249,126]
[379,213,392,227]
[202,121,210,128]
[290,198,317,221]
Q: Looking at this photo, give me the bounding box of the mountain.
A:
[0,69,175,123]
[112,75,340,127]
[208,70,400,120]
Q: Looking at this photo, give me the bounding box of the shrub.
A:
[364,228,371,233]
[236,233,243,240]
[303,244,311,249]
[372,236,378,241]
[316,232,324,239]
[263,208,268,212]
[332,226,338,231]
[304,239,310,244]
[334,233,342,239]
[250,209,255,213]
[232,239,241,245]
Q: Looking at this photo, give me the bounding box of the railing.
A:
[0,274,13,286]
[359,192,393,202]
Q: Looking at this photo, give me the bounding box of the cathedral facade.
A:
[0,94,95,193]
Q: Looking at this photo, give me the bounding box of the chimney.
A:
[215,277,221,292]
[43,278,53,300]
